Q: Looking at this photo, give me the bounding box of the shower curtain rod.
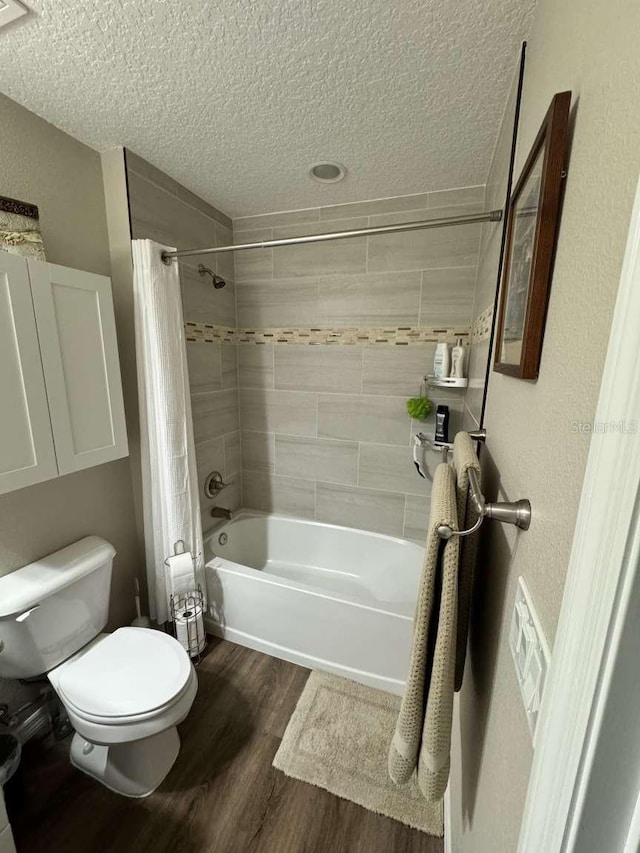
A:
[160,208,503,264]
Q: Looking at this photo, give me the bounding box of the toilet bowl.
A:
[48,627,198,797]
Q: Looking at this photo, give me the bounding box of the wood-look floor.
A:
[11,639,443,853]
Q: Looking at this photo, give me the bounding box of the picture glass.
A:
[500,142,545,365]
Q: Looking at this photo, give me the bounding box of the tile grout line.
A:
[402,493,408,539]
[271,344,276,389]
[235,296,243,503]
[233,187,483,230]
[365,215,370,275]
[269,227,275,280]
[272,431,278,476]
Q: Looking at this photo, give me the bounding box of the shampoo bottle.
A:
[433,342,450,379]
[450,338,467,378]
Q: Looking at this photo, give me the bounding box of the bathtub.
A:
[203,512,423,694]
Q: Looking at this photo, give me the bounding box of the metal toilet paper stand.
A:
[166,540,207,663]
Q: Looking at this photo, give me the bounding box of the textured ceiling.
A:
[0,0,535,217]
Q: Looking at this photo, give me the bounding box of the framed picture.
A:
[0,195,46,260]
[494,91,571,379]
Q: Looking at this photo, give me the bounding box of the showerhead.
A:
[198,264,226,289]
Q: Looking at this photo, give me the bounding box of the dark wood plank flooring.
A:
[11,639,442,853]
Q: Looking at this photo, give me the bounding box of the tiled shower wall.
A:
[124,152,488,540]
[125,151,242,530]
[233,187,484,541]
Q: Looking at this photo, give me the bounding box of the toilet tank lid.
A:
[0,536,116,619]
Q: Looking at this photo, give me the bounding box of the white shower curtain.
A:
[132,239,204,624]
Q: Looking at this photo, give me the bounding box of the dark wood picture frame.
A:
[494,90,571,379]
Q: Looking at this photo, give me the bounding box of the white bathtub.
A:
[203,512,423,694]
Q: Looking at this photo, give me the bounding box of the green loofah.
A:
[406,396,432,420]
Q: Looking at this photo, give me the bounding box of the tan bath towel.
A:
[388,462,459,802]
[452,431,481,692]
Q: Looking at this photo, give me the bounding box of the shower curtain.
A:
[132,239,205,624]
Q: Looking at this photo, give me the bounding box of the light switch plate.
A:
[0,0,27,30]
[509,576,551,743]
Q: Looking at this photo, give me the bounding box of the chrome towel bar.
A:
[437,463,532,540]
[413,429,531,538]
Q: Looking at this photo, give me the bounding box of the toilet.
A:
[0,536,197,797]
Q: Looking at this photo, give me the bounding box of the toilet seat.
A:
[61,672,197,726]
[56,627,192,720]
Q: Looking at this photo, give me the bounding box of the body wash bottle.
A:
[435,405,450,444]
[433,342,450,379]
[450,338,467,378]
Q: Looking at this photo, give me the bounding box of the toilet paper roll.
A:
[175,603,206,657]
[165,551,196,600]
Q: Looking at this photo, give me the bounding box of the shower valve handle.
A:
[204,471,231,499]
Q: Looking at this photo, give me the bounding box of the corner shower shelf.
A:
[425,375,469,389]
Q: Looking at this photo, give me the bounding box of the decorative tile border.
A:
[184,322,471,346]
[185,323,237,344]
[470,304,494,343]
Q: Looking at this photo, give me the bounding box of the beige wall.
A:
[0,95,142,703]
[450,1,640,850]
[233,189,483,540]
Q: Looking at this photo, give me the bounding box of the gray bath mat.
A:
[273,670,443,836]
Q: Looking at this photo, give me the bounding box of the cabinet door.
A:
[27,260,129,474]
[0,253,58,495]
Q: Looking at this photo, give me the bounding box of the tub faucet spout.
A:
[211,506,233,520]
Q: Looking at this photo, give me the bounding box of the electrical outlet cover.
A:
[509,576,551,743]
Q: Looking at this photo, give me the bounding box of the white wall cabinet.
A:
[0,254,128,496]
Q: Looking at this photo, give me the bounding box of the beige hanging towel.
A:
[388,462,459,802]
[452,431,482,692]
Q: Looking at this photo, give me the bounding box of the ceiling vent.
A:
[0,0,27,30]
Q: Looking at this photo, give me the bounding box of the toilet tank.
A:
[0,536,115,679]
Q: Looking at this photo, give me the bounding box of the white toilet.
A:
[0,536,198,797]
